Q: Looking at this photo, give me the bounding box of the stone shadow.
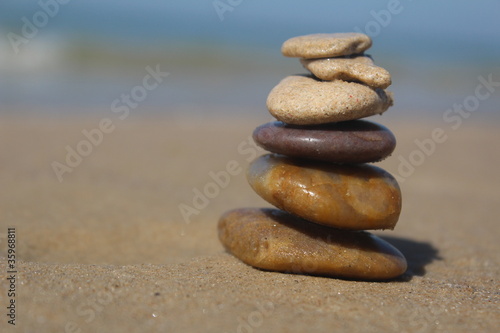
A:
[380,235,442,281]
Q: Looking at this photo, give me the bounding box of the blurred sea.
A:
[0,0,499,118]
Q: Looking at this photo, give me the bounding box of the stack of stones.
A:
[218,33,407,280]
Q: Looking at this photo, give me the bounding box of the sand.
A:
[0,112,499,332]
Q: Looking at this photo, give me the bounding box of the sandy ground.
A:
[0,112,499,332]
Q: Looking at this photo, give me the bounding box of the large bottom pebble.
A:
[218,208,407,280]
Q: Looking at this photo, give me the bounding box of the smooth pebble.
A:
[247,154,402,230]
[218,208,407,280]
[252,120,396,164]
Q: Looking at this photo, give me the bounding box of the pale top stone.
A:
[218,208,407,280]
[281,33,372,59]
[301,55,392,89]
[266,75,394,125]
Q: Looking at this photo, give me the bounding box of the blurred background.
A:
[0,0,499,118]
[1,4,499,330]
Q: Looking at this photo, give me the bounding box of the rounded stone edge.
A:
[251,120,397,164]
[246,154,402,230]
[265,75,395,125]
[218,208,408,280]
[281,33,373,59]
[300,57,392,89]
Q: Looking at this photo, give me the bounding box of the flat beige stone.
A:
[218,208,407,280]
[282,33,372,58]
[301,55,392,89]
[266,75,394,125]
[247,154,402,230]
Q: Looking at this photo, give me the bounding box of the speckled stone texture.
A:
[266,75,394,125]
[300,55,392,89]
[281,33,372,59]
[218,208,407,280]
[247,154,402,230]
[252,120,396,164]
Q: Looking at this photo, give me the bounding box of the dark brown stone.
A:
[253,120,396,163]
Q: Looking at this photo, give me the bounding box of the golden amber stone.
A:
[218,208,407,280]
[247,154,401,230]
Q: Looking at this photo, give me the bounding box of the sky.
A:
[2,0,499,47]
[0,0,498,115]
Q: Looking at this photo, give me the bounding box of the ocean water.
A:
[0,0,499,117]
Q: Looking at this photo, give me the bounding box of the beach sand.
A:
[0,112,499,332]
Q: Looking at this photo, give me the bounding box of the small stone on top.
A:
[301,55,392,89]
[281,33,372,59]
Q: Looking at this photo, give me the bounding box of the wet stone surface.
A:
[218,208,407,280]
[247,154,402,230]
